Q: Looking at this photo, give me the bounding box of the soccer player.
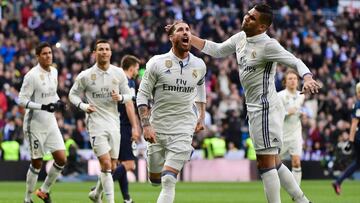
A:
[112,55,141,203]
[278,70,305,185]
[69,39,133,203]
[19,42,67,203]
[137,21,206,203]
[188,3,320,203]
[332,82,360,195]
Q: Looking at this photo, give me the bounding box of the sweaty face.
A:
[171,23,191,52]
[95,43,112,64]
[37,47,53,68]
[242,8,262,35]
[285,73,299,90]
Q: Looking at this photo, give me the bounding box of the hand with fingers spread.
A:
[302,74,321,94]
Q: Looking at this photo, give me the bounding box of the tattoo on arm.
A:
[138,105,151,127]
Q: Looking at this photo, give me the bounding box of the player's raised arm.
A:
[264,39,320,94]
[199,32,241,58]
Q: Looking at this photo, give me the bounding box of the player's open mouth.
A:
[182,37,189,45]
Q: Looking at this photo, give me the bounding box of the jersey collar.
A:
[246,32,267,43]
[169,49,191,67]
[37,63,52,73]
[94,63,111,74]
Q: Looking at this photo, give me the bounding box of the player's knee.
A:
[31,158,43,169]
[149,177,161,187]
[100,160,112,171]
[149,172,162,186]
[161,170,177,187]
[123,161,135,171]
[292,161,301,168]
[55,157,67,167]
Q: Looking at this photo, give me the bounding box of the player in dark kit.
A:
[332,82,360,195]
[112,55,141,203]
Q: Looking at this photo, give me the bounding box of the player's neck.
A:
[97,62,110,71]
[172,48,189,59]
[39,64,51,72]
[287,88,297,94]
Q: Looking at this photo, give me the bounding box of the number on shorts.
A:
[91,136,96,146]
[33,140,39,149]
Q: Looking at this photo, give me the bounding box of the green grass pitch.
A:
[0,180,359,203]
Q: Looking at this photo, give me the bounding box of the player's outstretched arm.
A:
[191,35,206,50]
[302,74,321,94]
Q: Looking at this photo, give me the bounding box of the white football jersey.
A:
[278,89,305,141]
[137,50,206,135]
[18,64,60,132]
[69,64,131,133]
[202,31,311,113]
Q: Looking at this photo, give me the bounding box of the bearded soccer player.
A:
[137,21,206,203]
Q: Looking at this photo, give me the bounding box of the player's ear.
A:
[169,35,174,43]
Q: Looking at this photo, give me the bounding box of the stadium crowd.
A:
[0,0,359,172]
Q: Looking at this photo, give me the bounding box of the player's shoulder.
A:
[109,64,123,74]
[148,53,168,64]
[50,66,58,75]
[190,52,206,69]
[24,64,40,78]
[77,66,93,79]
[146,53,169,70]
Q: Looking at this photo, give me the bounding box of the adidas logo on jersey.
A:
[273,138,279,142]
[164,69,171,74]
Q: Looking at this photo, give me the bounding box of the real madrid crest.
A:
[165,60,172,68]
[251,50,256,58]
[40,74,44,81]
[112,79,118,85]
[91,74,96,85]
[192,70,198,78]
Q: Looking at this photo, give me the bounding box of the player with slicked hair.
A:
[137,21,207,203]
[69,39,133,203]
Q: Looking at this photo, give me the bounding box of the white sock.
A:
[157,174,177,203]
[94,176,103,197]
[260,168,281,203]
[101,171,114,203]
[24,165,40,202]
[292,167,302,186]
[40,162,64,193]
[278,164,309,203]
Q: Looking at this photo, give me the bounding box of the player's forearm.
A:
[191,35,206,50]
[125,102,139,128]
[196,102,206,120]
[137,105,151,127]
[69,89,87,111]
[18,98,42,110]
[349,118,359,142]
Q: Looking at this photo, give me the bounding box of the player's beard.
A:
[174,40,191,53]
